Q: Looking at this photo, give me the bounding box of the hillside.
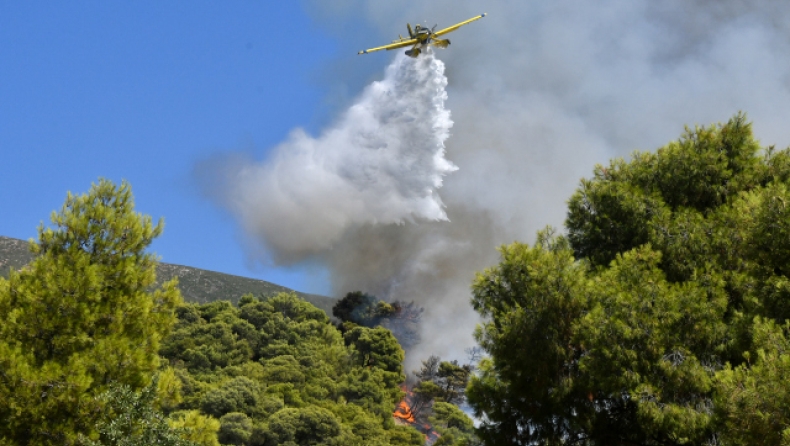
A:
[0,235,335,315]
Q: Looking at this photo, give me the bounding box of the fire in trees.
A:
[392,355,477,444]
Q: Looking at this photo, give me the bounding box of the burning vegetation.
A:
[391,355,478,444]
[393,386,440,443]
[394,390,416,424]
[332,293,479,444]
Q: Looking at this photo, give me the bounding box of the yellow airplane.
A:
[358,13,486,57]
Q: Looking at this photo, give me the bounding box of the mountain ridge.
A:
[0,235,335,315]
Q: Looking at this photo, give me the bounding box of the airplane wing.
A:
[358,39,418,55]
[433,13,486,37]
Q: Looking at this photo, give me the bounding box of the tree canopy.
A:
[468,114,790,445]
[0,179,183,444]
[160,292,421,446]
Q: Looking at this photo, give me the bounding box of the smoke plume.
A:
[203,1,790,367]
[210,54,456,264]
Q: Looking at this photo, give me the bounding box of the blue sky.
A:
[0,2,371,293]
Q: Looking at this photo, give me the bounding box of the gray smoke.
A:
[203,1,790,368]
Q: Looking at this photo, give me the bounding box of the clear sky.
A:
[0,2,361,294]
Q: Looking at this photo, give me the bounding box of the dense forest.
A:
[2,114,790,445]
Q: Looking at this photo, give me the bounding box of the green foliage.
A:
[168,411,220,446]
[567,113,761,269]
[78,377,195,446]
[200,376,263,418]
[437,362,472,405]
[430,402,477,446]
[386,425,426,446]
[0,179,182,444]
[263,407,342,445]
[407,355,474,427]
[420,357,473,406]
[431,402,474,433]
[577,247,726,443]
[412,380,442,419]
[715,318,790,445]
[470,115,790,444]
[217,412,253,445]
[161,314,253,372]
[469,237,590,445]
[161,293,417,445]
[345,326,405,377]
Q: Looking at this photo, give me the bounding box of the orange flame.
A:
[393,399,415,423]
[393,385,442,444]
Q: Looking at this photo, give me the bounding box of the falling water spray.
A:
[218,53,457,264]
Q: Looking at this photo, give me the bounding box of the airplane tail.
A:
[407,23,414,38]
[431,39,451,49]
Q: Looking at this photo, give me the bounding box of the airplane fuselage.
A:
[405,26,445,57]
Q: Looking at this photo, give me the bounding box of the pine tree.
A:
[468,115,790,444]
[0,179,182,444]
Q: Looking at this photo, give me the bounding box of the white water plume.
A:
[219,53,456,262]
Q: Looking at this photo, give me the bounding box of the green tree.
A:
[430,402,478,446]
[200,377,263,418]
[263,407,342,446]
[345,327,404,374]
[160,303,254,373]
[217,412,253,445]
[168,411,220,446]
[78,376,195,446]
[344,326,405,391]
[407,355,474,424]
[411,380,442,419]
[0,179,181,445]
[715,318,790,445]
[468,115,790,444]
[386,425,426,446]
[468,235,589,445]
[437,361,472,405]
